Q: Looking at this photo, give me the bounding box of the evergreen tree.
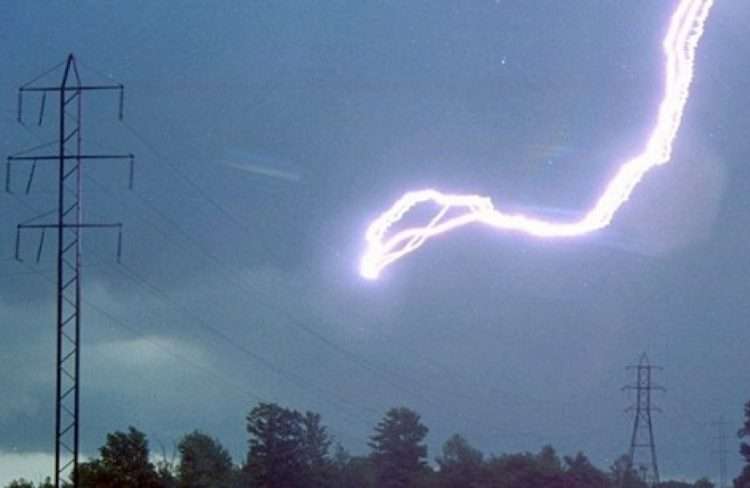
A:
[77,426,162,488]
[244,402,332,487]
[177,431,235,488]
[369,407,429,488]
[245,402,305,487]
[300,412,334,487]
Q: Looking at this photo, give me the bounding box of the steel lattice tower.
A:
[622,353,664,487]
[7,53,133,488]
[713,416,729,488]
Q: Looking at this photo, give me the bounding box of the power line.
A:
[75,123,463,401]
[7,113,551,452]
[11,74,553,444]
[15,258,372,449]
[7,110,386,427]
[105,116,551,443]
[69,121,428,404]
[6,117,494,445]
[9,188,381,436]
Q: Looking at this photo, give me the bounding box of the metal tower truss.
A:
[7,53,133,488]
[622,353,664,487]
[713,416,729,488]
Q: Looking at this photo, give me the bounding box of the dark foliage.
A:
[736,400,750,488]
[244,402,333,488]
[177,430,236,488]
[76,426,163,488]
[4,401,731,488]
[369,406,429,488]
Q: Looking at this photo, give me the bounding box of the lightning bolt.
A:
[360,0,715,280]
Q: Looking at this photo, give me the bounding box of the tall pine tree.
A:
[369,407,429,488]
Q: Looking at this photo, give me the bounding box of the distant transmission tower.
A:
[712,416,729,488]
[7,53,133,488]
[621,353,664,487]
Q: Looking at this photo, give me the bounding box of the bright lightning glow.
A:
[360,0,715,280]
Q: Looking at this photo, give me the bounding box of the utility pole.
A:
[7,53,133,488]
[621,353,664,487]
[712,416,729,488]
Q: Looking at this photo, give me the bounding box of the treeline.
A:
[8,399,750,488]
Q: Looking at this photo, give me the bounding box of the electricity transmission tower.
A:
[712,416,729,488]
[7,53,133,488]
[621,353,664,487]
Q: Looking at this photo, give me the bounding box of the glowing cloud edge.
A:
[360,0,715,280]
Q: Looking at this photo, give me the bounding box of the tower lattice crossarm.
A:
[620,353,664,488]
[7,53,134,488]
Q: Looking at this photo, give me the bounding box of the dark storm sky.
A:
[1,0,749,483]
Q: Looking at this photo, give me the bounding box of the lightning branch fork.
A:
[360,0,714,279]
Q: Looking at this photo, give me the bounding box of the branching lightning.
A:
[360,0,714,279]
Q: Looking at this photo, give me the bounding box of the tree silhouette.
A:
[736,400,750,488]
[177,430,235,488]
[435,434,483,488]
[369,406,429,488]
[77,426,162,488]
